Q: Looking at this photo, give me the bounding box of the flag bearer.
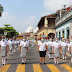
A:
[20,39,28,64]
[0,37,9,65]
[61,39,68,60]
[38,39,48,64]
[52,38,61,64]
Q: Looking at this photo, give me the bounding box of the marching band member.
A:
[52,38,61,64]
[61,39,68,60]
[20,39,28,64]
[38,39,48,64]
[0,37,9,65]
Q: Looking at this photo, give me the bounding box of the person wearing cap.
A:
[20,39,28,64]
[38,39,48,64]
[0,37,9,65]
[47,38,53,59]
[61,39,68,60]
[52,38,61,64]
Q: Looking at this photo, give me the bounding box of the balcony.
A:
[55,8,72,26]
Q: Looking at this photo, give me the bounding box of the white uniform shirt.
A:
[61,42,68,47]
[8,40,12,45]
[20,41,28,47]
[38,42,46,51]
[47,41,53,46]
[70,42,72,48]
[68,43,71,51]
[0,40,8,47]
[52,42,61,48]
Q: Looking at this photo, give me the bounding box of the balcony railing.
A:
[55,9,72,26]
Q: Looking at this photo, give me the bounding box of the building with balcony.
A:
[37,15,56,39]
[55,6,72,40]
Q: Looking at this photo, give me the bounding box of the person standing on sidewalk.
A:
[38,39,48,64]
[52,38,61,64]
[20,39,28,64]
[0,36,9,65]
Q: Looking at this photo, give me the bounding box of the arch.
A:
[48,33,55,39]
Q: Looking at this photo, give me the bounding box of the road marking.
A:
[16,64,25,72]
[61,64,72,72]
[33,64,43,72]
[0,64,11,72]
[47,64,60,72]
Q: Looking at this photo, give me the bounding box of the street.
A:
[0,44,72,72]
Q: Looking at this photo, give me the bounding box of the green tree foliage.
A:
[0,4,3,16]
[0,24,19,37]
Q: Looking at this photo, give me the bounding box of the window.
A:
[56,32,58,38]
[62,30,65,38]
[59,32,61,38]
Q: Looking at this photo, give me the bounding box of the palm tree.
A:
[0,4,3,16]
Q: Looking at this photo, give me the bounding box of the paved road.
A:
[0,44,72,72]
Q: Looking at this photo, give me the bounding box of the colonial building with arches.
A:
[37,15,56,39]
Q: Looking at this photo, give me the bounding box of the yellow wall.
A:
[37,28,55,38]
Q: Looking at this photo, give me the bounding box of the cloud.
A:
[41,0,72,16]
[0,12,37,33]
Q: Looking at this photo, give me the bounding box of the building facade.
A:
[37,15,56,39]
[55,7,72,40]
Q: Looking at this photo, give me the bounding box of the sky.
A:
[0,0,72,33]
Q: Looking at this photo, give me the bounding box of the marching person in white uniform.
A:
[38,39,48,64]
[20,39,28,64]
[69,42,72,63]
[8,38,13,55]
[47,38,53,59]
[0,37,9,65]
[61,39,68,60]
[52,38,61,64]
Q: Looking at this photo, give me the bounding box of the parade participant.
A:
[0,37,9,65]
[61,39,68,60]
[20,39,28,64]
[38,39,48,64]
[52,38,61,64]
[67,40,71,56]
[47,38,53,59]
[17,39,19,50]
[3,36,9,60]
[8,38,13,55]
[69,41,72,63]
[12,38,17,52]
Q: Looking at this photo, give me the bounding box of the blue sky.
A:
[0,0,72,33]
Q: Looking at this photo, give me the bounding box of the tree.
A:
[0,24,19,37]
[4,24,10,28]
[0,4,3,16]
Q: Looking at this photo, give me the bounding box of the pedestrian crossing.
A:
[0,64,72,72]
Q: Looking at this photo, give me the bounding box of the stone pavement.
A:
[0,44,72,72]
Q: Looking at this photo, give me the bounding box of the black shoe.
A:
[25,62,27,64]
[6,59,7,60]
[40,63,42,65]
[2,64,4,65]
[22,63,24,64]
[43,63,45,64]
